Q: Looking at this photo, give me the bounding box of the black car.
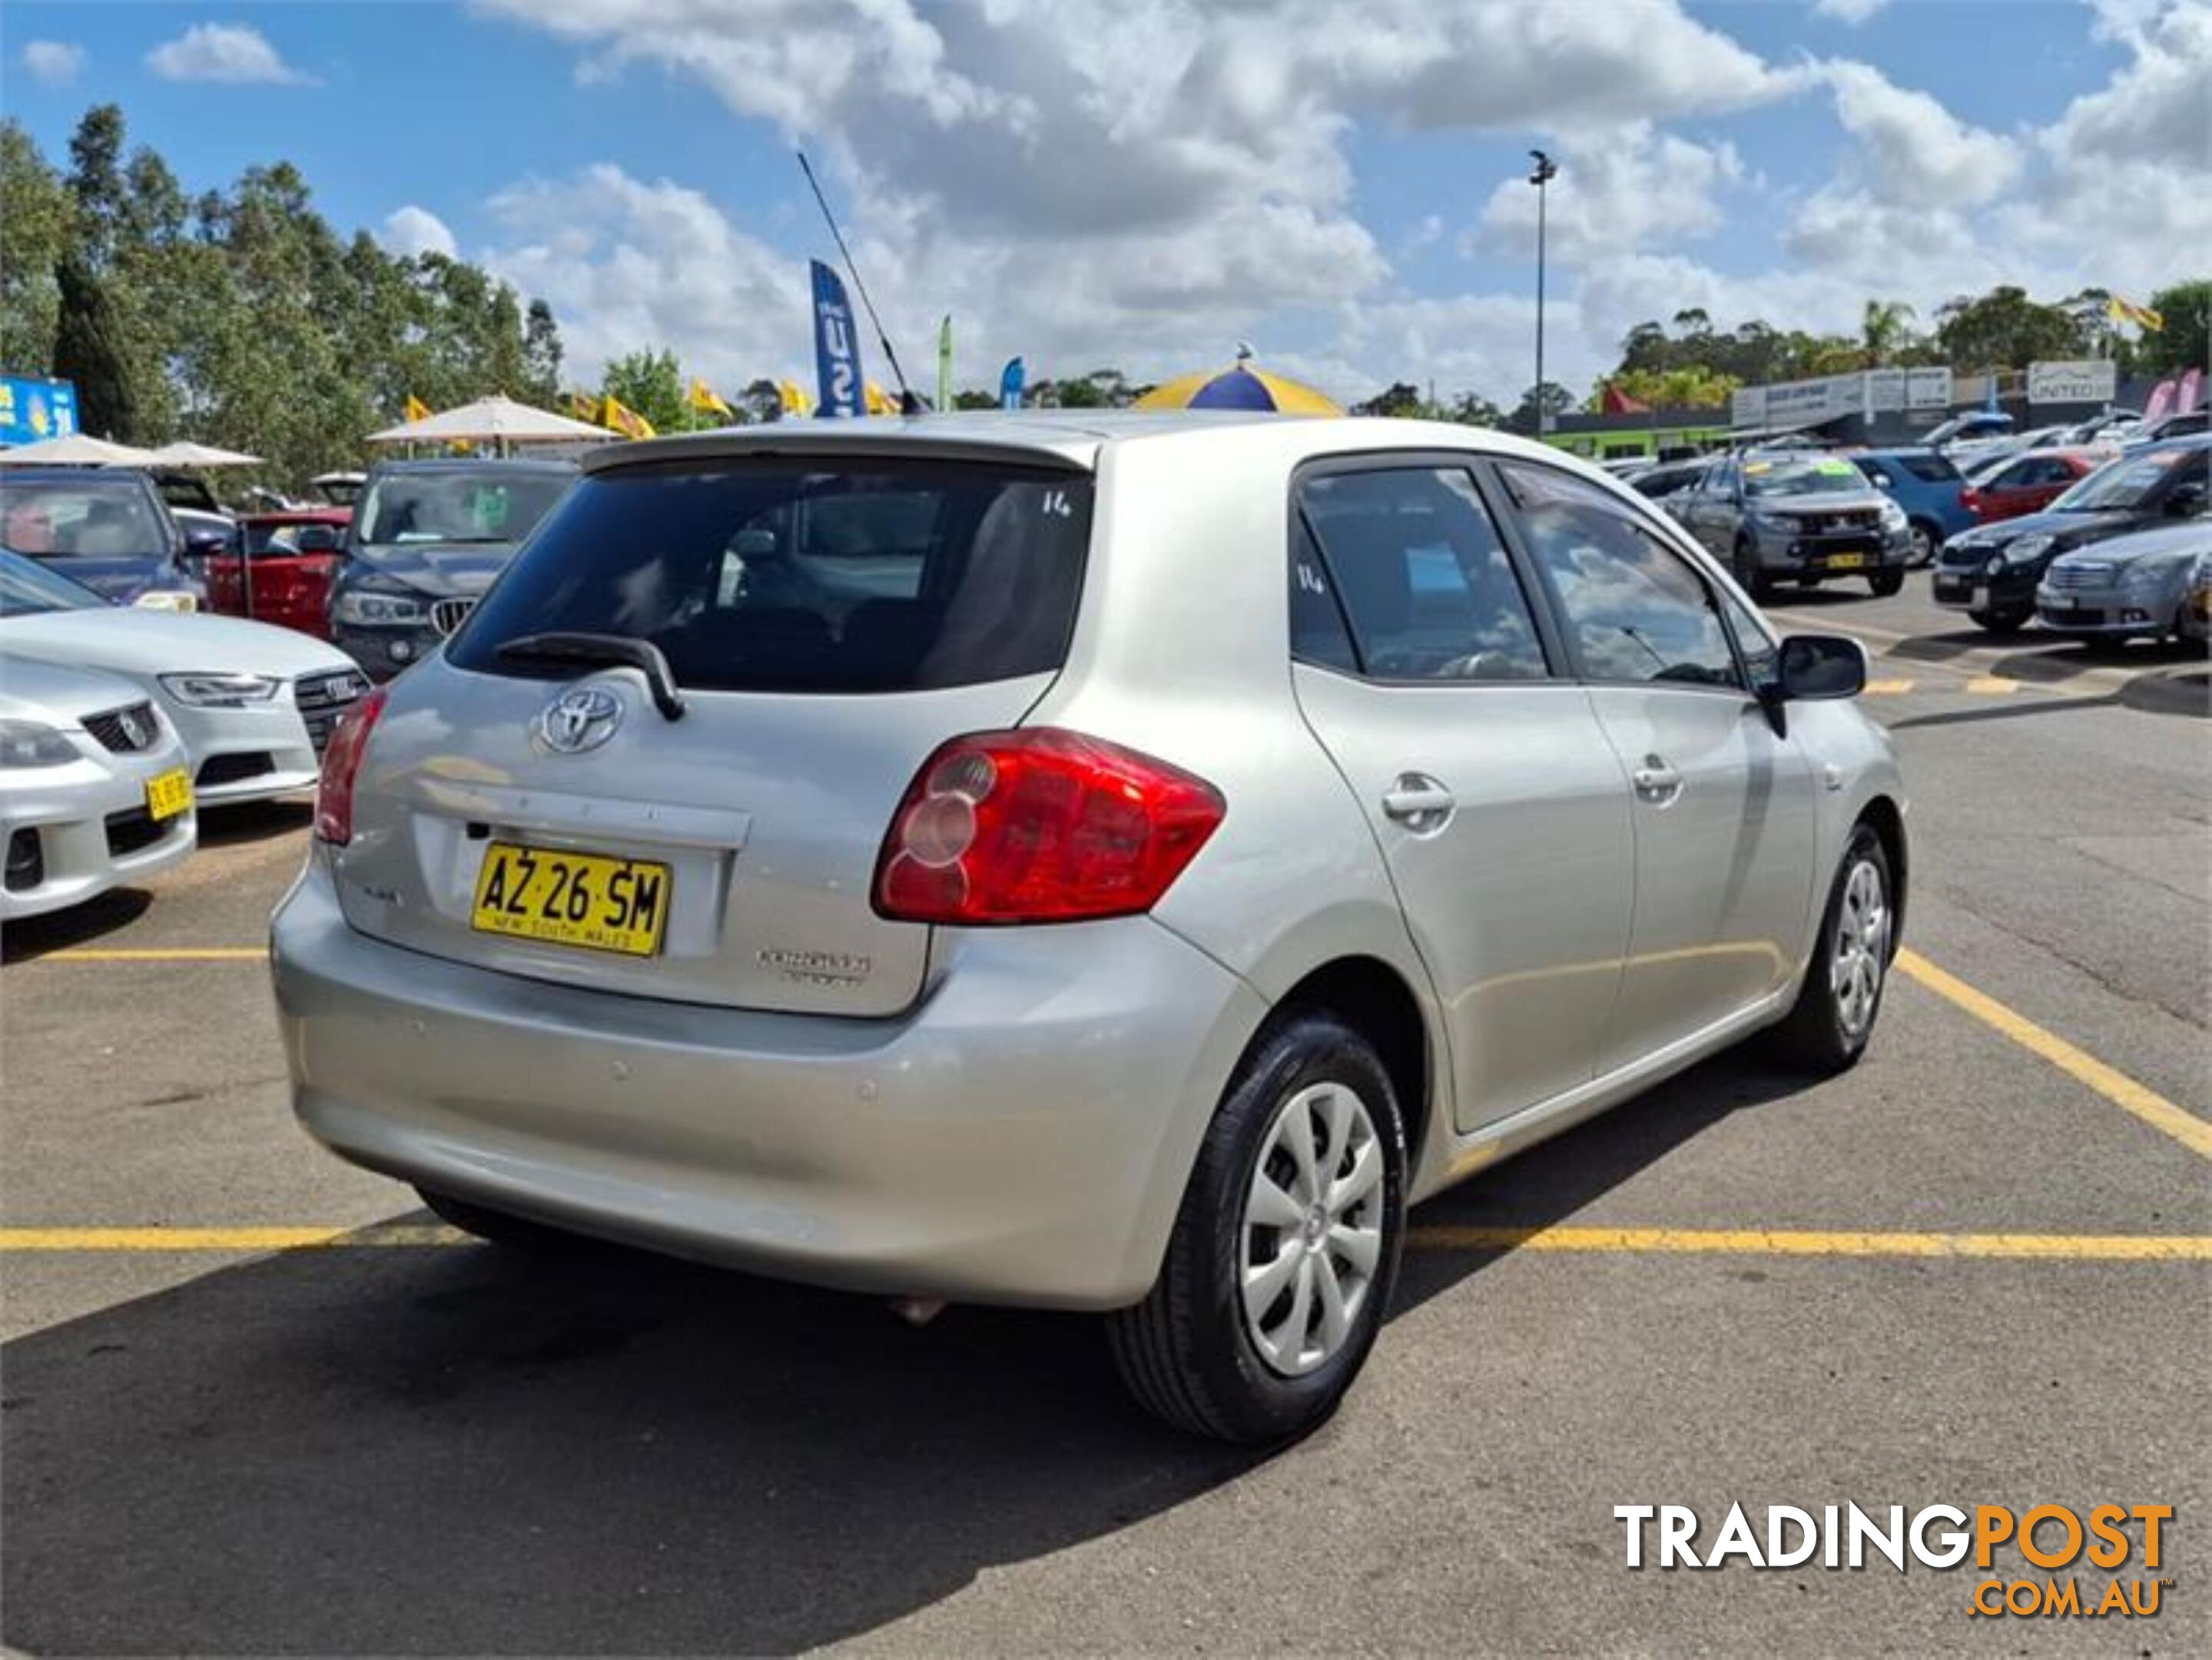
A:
[329,457,576,678]
[1932,437,2210,633]
[0,466,207,609]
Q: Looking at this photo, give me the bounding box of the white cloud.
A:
[1812,0,1894,22]
[1819,61,2022,204]
[1469,126,1746,264]
[457,0,2204,408]
[19,41,85,86]
[380,205,458,260]
[146,23,314,86]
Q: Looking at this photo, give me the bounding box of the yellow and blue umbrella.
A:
[1134,350,1341,415]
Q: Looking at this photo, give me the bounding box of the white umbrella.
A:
[148,440,265,468]
[0,432,165,466]
[364,394,615,445]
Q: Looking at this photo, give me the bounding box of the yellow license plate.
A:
[144,768,193,821]
[469,842,672,957]
[1825,552,1872,570]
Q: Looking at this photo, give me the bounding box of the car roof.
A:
[0,466,158,488]
[364,456,579,477]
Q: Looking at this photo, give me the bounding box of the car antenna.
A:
[797,150,923,416]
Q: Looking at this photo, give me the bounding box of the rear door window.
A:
[449,459,1093,693]
[1295,466,1550,682]
[1898,453,1962,483]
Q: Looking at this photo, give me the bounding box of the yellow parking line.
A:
[1406,1226,2212,1260]
[2,1223,2207,1261]
[35,947,267,963]
[1896,948,2212,1161]
[1862,679,1915,696]
[1965,675,2022,693]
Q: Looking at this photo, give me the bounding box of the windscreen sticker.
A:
[1813,458,1858,476]
[1743,461,1773,475]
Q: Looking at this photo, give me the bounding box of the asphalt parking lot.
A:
[3,586,2207,1656]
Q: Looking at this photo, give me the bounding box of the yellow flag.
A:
[404,394,433,423]
[688,378,732,418]
[563,390,600,422]
[778,378,812,417]
[2134,301,2164,332]
[600,395,656,440]
[2108,295,2165,332]
[864,380,894,416]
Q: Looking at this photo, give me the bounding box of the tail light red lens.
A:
[313,686,388,845]
[874,728,1225,925]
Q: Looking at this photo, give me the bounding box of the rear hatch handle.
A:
[495,632,687,722]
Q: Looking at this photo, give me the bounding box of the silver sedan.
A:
[274,413,1907,1441]
[2036,520,2212,643]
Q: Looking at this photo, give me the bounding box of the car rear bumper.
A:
[271,856,1269,1310]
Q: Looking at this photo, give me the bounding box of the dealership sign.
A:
[2027,360,2119,406]
[1736,367,1957,430]
[0,377,78,447]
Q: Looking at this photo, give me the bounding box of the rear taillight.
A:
[1962,487,1981,515]
[873,728,1225,925]
[313,686,387,845]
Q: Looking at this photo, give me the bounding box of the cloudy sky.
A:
[8,1,2207,403]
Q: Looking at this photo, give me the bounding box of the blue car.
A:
[0,466,205,609]
[1852,448,1975,568]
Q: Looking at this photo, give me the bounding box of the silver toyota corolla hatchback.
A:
[274,413,1906,1442]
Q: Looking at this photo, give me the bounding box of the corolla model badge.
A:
[536,686,624,755]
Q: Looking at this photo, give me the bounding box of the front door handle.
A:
[1382,773,1455,831]
[1631,755,1683,806]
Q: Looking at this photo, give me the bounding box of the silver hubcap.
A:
[1911,526,1933,563]
[1240,1081,1385,1377]
[1830,858,1890,1039]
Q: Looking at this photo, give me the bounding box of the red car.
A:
[1962,448,2101,523]
[205,509,351,637]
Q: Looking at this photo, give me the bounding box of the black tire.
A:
[1869,567,1905,598]
[416,1185,579,1250]
[1733,539,1774,602]
[1108,1011,1407,1445]
[1769,823,1895,1076]
[1966,606,2028,636]
[1906,521,1938,569]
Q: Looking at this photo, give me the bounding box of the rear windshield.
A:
[449,459,1093,694]
[357,468,570,549]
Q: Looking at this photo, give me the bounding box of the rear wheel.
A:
[1966,606,2028,636]
[1906,521,1938,567]
[1869,568,1906,598]
[1108,1011,1406,1444]
[1769,823,1894,1075]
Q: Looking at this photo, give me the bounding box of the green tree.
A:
[1933,285,2085,373]
[51,255,138,440]
[1504,381,1575,435]
[522,300,562,403]
[0,120,74,370]
[2139,280,2210,378]
[1353,380,1424,417]
[953,388,1000,410]
[1861,299,1915,366]
[600,347,688,432]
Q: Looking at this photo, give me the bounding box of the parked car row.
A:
[1932,435,2210,637]
[0,550,367,921]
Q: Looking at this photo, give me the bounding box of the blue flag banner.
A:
[0,377,79,447]
[999,356,1026,411]
[811,260,865,419]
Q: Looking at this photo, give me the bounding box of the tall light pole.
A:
[1528,148,1557,434]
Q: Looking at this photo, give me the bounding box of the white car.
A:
[2,656,197,920]
[0,551,368,805]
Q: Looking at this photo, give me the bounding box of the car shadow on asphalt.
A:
[197,797,315,848]
[0,1046,1802,1655]
[0,886,153,962]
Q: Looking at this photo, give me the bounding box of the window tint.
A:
[0,478,167,557]
[1498,463,1743,690]
[449,460,1092,694]
[1288,518,1359,672]
[1897,453,1962,483]
[1297,466,1549,682]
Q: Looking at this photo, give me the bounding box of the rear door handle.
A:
[1631,756,1683,806]
[1381,774,1455,830]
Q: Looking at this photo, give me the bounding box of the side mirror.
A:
[183,526,232,556]
[1868,471,1894,491]
[296,525,343,554]
[1775,634,1867,702]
